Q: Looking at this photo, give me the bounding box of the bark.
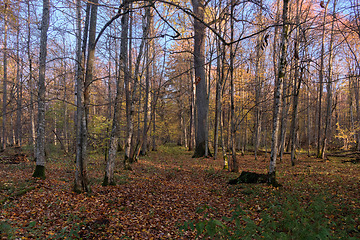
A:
[33,0,50,179]
[229,0,237,172]
[15,22,22,147]
[306,79,311,157]
[317,0,330,158]
[103,14,127,185]
[122,0,132,169]
[74,0,98,192]
[278,71,290,161]
[152,78,157,151]
[272,0,281,81]
[289,0,301,166]
[220,108,228,169]
[141,6,152,156]
[290,67,302,165]
[127,2,150,162]
[2,3,8,150]
[254,0,264,161]
[27,0,36,152]
[191,0,208,158]
[213,38,224,159]
[269,0,290,185]
[63,64,69,152]
[74,0,82,151]
[320,0,337,158]
[355,75,360,150]
[189,66,195,151]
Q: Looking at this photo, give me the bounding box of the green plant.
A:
[180,193,358,239]
[0,221,17,239]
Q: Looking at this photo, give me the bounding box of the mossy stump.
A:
[228,171,282,187]
[228,171,268,184]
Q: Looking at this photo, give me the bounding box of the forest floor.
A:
[1,145,360,239]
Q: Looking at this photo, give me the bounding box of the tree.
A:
[104,0,129,185]
[192,0,209,158]
[32,0,50,179]
[269,0,290,185]
[74,0,98,192]
[122,0,132,169]
[228,0,237,172]
[317,0,330,158]
[320,0,337,159]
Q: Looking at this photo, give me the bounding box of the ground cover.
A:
[1,145,359,239]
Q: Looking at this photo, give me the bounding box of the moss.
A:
[32,165,46,179]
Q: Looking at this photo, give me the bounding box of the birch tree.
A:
[269,0,290,185]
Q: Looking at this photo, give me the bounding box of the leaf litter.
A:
[1,147,359,239]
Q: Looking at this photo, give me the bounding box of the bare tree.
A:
[104,0,130,185]
[269,0,290,185]
[320,0,337,159]
[74,0,98,192]
[32,0,50,179]
[2,1,9,150]
[192,0,209,158]
[317,0,330,158]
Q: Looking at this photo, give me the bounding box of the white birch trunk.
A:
[269,0,289,185]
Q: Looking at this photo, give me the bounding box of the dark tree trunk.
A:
[191,0,209,158]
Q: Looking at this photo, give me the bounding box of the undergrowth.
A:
[180,191,359,239]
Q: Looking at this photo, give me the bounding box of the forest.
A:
[1,0,360,238]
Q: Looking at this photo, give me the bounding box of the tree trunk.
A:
[15,24,22,147]
[26,0,36,153]
[289,0,301,165]
[220,108,228,169]
[2,3,8,150]
[254,0,264,161]
[290,67,302,165]
[74,0,98,192]
[306,78,311,157]
[269,0,290,185]
[189,65,195,151]
[122,0,132,169]
[229,0,237,172]
[191,0,208,158]
[141,6,152,156]
[278,72,290,161]
[317,0,330,158]
[32,0,50,179]
[355,74,360,150]
[213,38,224,159]
[320,0,337,159]
[103,2,131,184]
